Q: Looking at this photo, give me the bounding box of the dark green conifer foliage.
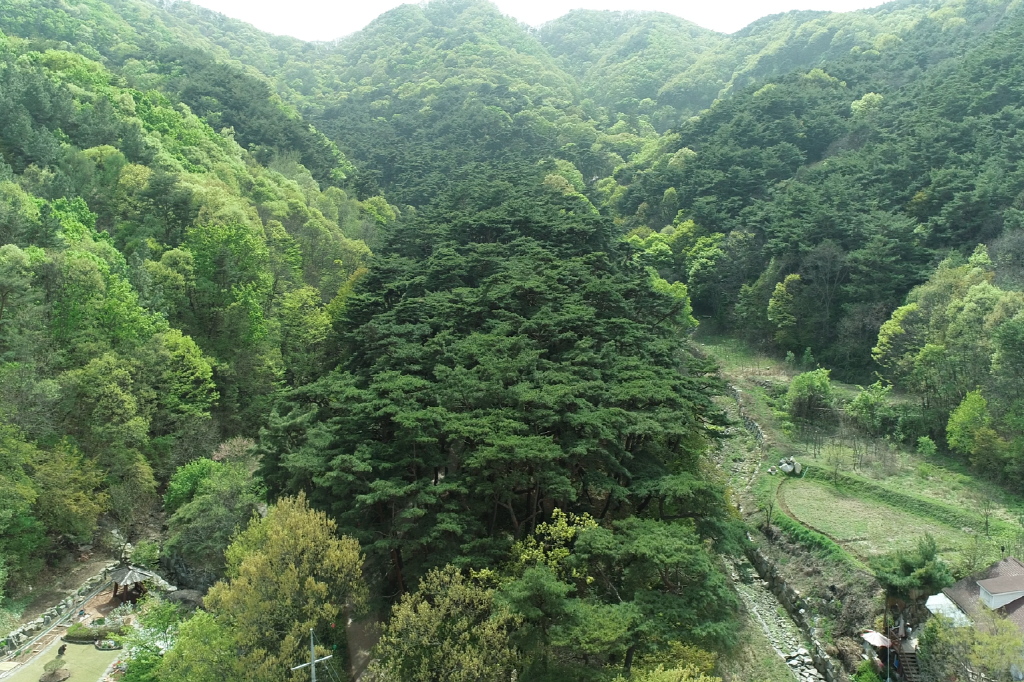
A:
[260,180,727,581]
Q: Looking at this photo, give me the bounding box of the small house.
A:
[926,556,1024,681]
[932,556,1024,634]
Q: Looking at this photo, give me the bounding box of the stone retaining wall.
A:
[1,563,177,656]
[748,547,847,682]
[731,385,769,446]
[729,385,846,682]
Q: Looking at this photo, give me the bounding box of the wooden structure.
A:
[110,565,155,599]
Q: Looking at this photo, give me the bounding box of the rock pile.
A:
[786,647,826,682]
[732,568,819,682]
[748,547,846,682]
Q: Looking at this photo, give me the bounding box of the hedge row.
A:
[63,621,124,643]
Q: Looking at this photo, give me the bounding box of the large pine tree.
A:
[259,178,729,585]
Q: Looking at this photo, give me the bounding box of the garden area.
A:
[698,333,1024,574]
[696,330,1024,679]
[777,478,967,560]
[2,642,119,682]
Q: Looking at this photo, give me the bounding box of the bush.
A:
[854,659,882,682]
[131,540,160,569]
[163,459,220,514]
[121,649,161,682]
[611,666,721,682]
[637,642,717,674]
[916,436,937,456]
[64,621,125,642]
[848,382,898,437]
[786,369,834,421]
[43,658,66,673]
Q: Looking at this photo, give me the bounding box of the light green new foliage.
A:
[786,369,833,421]
[0,244,30,327]
[512,509,597,582]
[851,92,884,118]
[919,611,1024,682]
[767,274,801,349]
[130,539,159,569]
[159,610,241,682]
[611,666,722,682]
[371,565,522,682]
[916,436,937,457]
[947,391,990,455]
[163,458,220,515]
[847,381,897,436]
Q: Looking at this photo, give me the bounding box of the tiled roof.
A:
[943,557,1024,633]
[978,574,1024,595]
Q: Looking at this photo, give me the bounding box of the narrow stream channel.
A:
[709,363,831,682]
[728,558,822,681]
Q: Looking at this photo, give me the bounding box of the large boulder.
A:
[165,589,204,609]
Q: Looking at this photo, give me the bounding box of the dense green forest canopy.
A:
[3,0,1024,678]
[538,1,975,129]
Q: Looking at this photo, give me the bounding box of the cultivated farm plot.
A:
[779,479,968,559]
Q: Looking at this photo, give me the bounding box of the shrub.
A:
[848,382,897,437]
[854,659,882,682]
[947,391,989,455]
[131,540,160,569]
[786,369,834,421]
[638,642,717,674]
[163,458,220,514]
[612,667,721,682]
[64,621,125,642]
[43,658,66,673]
[916,436,937,456]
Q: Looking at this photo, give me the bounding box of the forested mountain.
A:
[0,5,387,599]
[538,0,1007,129]
[604,0,1023,366]
[2,0,1024,679]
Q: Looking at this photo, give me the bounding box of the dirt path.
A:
[705,356,824,682]
[345,609,380,681]
[16,556,116,626]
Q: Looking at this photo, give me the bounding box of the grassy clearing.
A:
[787,435,1024,529]
[3,640,119,682]
[780,478,967,559]
[700,332,1024,564]
[697,335,790,379]
[703,338,1024,613]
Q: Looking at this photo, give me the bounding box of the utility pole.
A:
[291,628,332,682]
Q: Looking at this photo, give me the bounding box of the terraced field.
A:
[778,478,969,559]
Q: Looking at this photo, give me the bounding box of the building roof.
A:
[978,574,1024,595]
[926,593,971,627]
[943,556,1024,633]
[110,565,156,587]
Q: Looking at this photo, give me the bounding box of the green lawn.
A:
[3,640,120,682]
[780,478,968,559]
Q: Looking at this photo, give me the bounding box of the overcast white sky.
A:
[186,0,887,42]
